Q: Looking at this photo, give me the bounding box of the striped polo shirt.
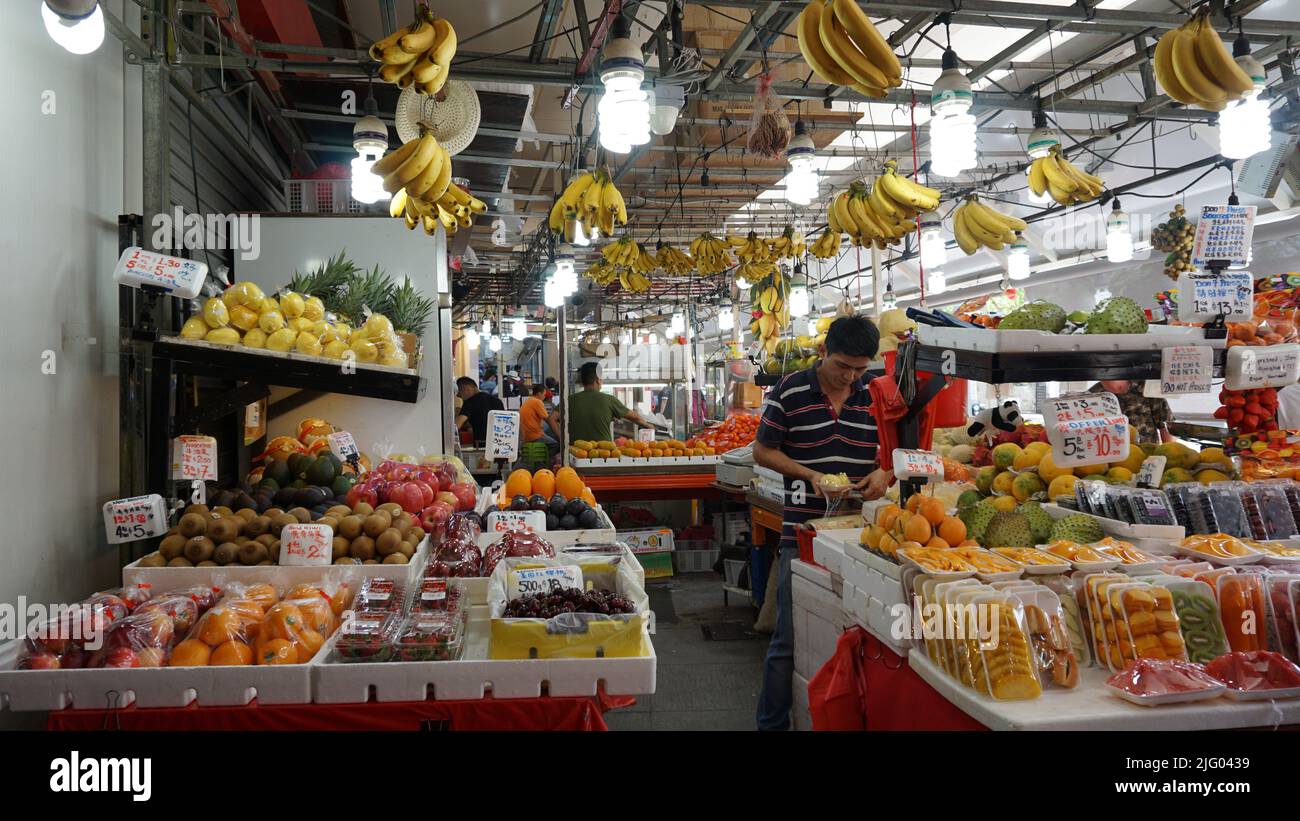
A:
[756,365,879,550]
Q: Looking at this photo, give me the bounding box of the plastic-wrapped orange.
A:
[532,469,556,498]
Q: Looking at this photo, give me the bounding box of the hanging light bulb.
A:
[735,275,752,290]
[543,278,564,309]
[788,268,810,318]
[881,284,898,312]
[918,211,947,269]
[1007,234,1030,280]
[488,334,502,353]
[669,312,685,334]
[718,299,735,332]
[464,326,480,350]
[42,0,105,55]
[929,48,976,178]
[784,121,819,206]
[555,244,576,276]
[350,93,389,204]
[602,334,612,344]
[619,330,632,345]
[510,317,528,341]
[1106,199,1133,263]
[928,269,948,295]
[480,318,491,336]
[650,83,685,136]
[598,16,651,154]
[1026,110,1059,160]
[806,317,819,336]
[571,218,591,247]
[1219,33,1271,160]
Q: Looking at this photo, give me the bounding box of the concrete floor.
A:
[605,573,770,731]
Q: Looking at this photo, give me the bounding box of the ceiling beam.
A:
[530,0,568,62]
[703,2,783,92]
[968,21,1054,84]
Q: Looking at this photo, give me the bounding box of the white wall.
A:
[0,4,140,615]
[235,216,450,457]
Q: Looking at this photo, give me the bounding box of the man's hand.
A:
[809,471,852,500]
[854,468,892,501]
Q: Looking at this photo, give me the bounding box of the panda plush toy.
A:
[967,400,1023,440]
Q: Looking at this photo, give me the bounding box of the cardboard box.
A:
[633,550,674,580]
[735,382,763,409]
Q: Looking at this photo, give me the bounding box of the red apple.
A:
[391,482,426,515]
[433,464,457,492]
[389,464,414,482]
[100,648,140,668]
[436,491,459,509]
[420,501,454,533]
[59,648,90,669]
[411,480,435,508]
[346,483,378,509]
[450,482,478,512]
[135,648,166,668]
[18,653,60,670]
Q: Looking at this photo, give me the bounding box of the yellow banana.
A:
[879,168,939,211]
[378,43,419,65]
[851,82,888,99]
[387,133,438,190]
[1171,27,1227,104]
[549,198,566,232]
[1047,181,1074,206]
[832,193,855,236]
[399,19,437,54]
[380,61,415,84]
[406,142,445,199]
[1194,17,1253,98]
[969,198,1026,234]
[368,28,407,60]
[847,193,884,239]
[956,202,1003,246]
[831,0,901,83]
[796,1,857,87]
[826,198,843,233]
[1154,28,1200,105]
[562,173,595,212]
[819,3,891,91]
[1027,159,1048,197]
[1040,152,1080,194]
[869,179,902,220]
[411,57,441,85]
[430,19,457,67]
[952,208,979,255]
[389,187,408,218]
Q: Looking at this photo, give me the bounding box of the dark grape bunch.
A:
[1151,203,1194,281]
[503,588,636,619]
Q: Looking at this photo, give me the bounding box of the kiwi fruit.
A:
[159,533,187,560]
[178,513,207,538]
[267,539,280,557]
[213,542,240,565]
[393,515,413,538]
[382,553,408,564]
[167,557,194,567]
[235,508,258,522]
[362,559,379,565]
[264,507,285,519]
[353,502,374,517]
[196,560,219,568]
[339,515,364,539]
[326,505,352,519]
[410,526,426,542]
[317,516,340,532]
[244,516,270,537]
[182,503,210,519]
[332,536,351,559]
[350,534,376,560]
[334,557,361,565]
[211,506,234,518]
[207,517,240,544]
[256,560,274,566]
[362,512,391,538]
[250,534,273,550]
[376,528,402,557]
[287,506,312,524]
[183,536,215,563]
[377,502,403,518]
[270,512,298,533]
[238,541,269,565]
[138,552,166,568]
[398,540,416,559]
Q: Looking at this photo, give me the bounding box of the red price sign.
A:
[1052,416,1130,466]
[278,523,333,566]
[892,448,944,481]
[171,435,218,481]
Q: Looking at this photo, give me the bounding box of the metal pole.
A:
[871,246,883,321]
[557,305,569,466]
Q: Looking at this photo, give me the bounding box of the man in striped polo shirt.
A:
[753,315,892,731]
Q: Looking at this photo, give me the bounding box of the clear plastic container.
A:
[1011,589,1079,689]
[1123,488,1178,527]
[1217,573,1268,653]
[1249,484,1298,540]
[949,547,1023,581]
[969,593,1043,701]
[1161,577,1231,663]
[353,577,405,612]
[1040,574,1092,668]
[1204,482,1254,538]
[392,611,466,662]
[1114,583,1188,665]
[1082,573,1133,672]
[992,547,1072,574]
[948,586,992,687]
[1040,542,1121,572]
[1104,658,1226,707]
[1264,575,1300,662]
[1165,483,1218,535]
[412,577,465,614]
[331,611,399,662]
[1205,650,1300,700]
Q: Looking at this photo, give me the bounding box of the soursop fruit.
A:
[1085,296,1148,334]
[998,301,1067,333]
[981,511,1036,548]
[1015,501,1055,544]
[1048,513,1105,543]
[959,504,998,544]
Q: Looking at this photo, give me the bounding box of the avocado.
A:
[263,459,292,487]
[331,474,355,497]
[559,514,578,530]
[286,453,311,478]
[510,495,530,512]
[296,487,327,508]
[529,494,548,511]
[289,478,307,489]
[305,455,337,486]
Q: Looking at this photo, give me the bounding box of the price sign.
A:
[112,246,208,299]
[1136,455,1167,489]
[1191,204,1256,268]
[636,428,656,443]
[171,435,218,481]
[1047,392,1129,467]
[891,449,944,481]
[102,494,168,544]
[327,431,361,467]
[486,510,547,533]
[1226,343,1300,390]
[508,565,584,600]
[278,523,333,566]
[1177,270,1253,322]
[1160,346,1214,395]
[485,410,520,461]
[420,578,448,605]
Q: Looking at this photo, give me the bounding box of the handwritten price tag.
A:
[1048,392,1122,424]
[1177,269,1253,322]
[1160,346,1214,395]
[113,246,208,299]
[1191,204,1255,268]
[486,510,547,533]
[1136,455,1167,489]
[508,565,585,600]
[485,410,520,461]
[102,494,168,544]
[278,523,333,566]
[326,431,360,465]
[171,435,218,481]
[1052,417,1130,466]
[892,449,944,481]
[1226,344,1300,390]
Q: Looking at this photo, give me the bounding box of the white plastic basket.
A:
[284,179,363,214]
[723,559,747,587]
[674,548,720,573]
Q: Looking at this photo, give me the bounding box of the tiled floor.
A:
[604,573,770,731]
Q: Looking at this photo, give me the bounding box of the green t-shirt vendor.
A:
[568,362,654,443]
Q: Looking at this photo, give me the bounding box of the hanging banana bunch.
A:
[548,168,628,240]
[617,269,653,293]
[770,225,807,260]
[690,233,734,275]
[952,196,1029,255]
[748,267,791,355]
[379,132,485,239]
[734,231,773,264]
[601,237,640,267]
[809,230,842,259]
[630,242,657,275]
[656,243,695,275]
[584,261,619,286]
[369,7,457,95]
[796,0,902,99]
[1153,11,1255,112]
[736,261,777,286]
[1028,145,1104,206]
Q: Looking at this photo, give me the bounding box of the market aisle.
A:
[605,575,769,730]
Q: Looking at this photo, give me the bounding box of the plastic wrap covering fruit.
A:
[1040,575,1092,668]
[354,577,405,612]
[426,516,484,578]
[332,611,400,663]
[1216,574,1267,653]
[168,582,276,667]
[1178,533,1262,563]
[1161,578,1231,663]
[487,552,650,660]
[1264,577,1299,661]
[412,577,464,614]
[481,529,556,578]
[1011,590,1080,689]
[1104,658,1225,705]
[1091,538,1159,566]
[1205,650,1300,692]
[393,610,466,662]
[964,594,1042,701]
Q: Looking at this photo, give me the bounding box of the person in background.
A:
[752,315,893,731]
[454,377,503,446]
[1089,380,1173,443]
[568,362,653,443]
[1277,378,1300,429]
[544,376,560,405]
[521,383,562,451]
[480,368,498,395]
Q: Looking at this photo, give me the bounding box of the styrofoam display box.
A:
[312,605,657,703]
[917,324,1224,354]
[475,505,616,549]
[792,560,853,690]
[816,530,911,657]
[1041,503,1182,553]
[793,671,812,731]
[619,528,675,581]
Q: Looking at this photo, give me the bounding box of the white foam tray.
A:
[1042,503,1184,545]
[918,324,1224,354]
[571,456,719,468]
[312,606,656,703]
[811,533,847,577]
[842,581,910,657]
[122,536,431,592]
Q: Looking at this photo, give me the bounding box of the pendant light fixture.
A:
[1218,29,1271,160]
[1008,234,1030,280]
[42,0,104,54]
[918,211,947,269]
[350,81,389,204]
[927,269,948,295]
[598,15,651,154]
[718,299,735,332]
[788,264,810,318]
[464,325,480,350]
[929,23,976,179]
[1105,199,1133,263]
[785,120,819,206]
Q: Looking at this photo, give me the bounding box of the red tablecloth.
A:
[47,693,635,732]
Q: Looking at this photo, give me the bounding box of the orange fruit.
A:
[505,469,532,498]
[556,471,585,500]
[210,640,253,666]
[241,583,279,612]
[876,504,902,531]
[264,603,306,642]
[958,539,981,547]
[580,487,597,506]
[879,533,899,554]
[296,629,325,661]
[938,517,967,546]
[169,638,212,666]
[293,595,335,635]
[256,638,299,665]
[197,607,244,647]
[905,493,922,513]
[898,540,924,552]
[918,496,946,526]
[532,469,556,499]
[925,537,951,549]
[902,515,932,545]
